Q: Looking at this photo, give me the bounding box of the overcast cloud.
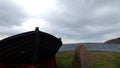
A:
[0,0,120,43]
[41,0,120,43]
[0,0,28,36]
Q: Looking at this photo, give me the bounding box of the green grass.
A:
[56,51,120,68]
[90,51,120,68]
[56,51,74,68]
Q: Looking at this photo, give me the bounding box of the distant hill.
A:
[105,37,120,44]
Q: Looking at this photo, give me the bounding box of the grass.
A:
[56,51,74,68]
[56,51,120,68]
[90,51,120,68]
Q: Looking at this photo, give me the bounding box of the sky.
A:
[0,0,120,43]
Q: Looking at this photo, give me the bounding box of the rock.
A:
[71,43,90,68]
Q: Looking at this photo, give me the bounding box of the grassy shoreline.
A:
[56,51,120,68]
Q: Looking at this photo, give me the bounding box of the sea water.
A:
[59,43,120,52]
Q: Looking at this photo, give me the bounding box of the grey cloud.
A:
[0,0,28,26]
[0,0,120,43]
[0,0,28,37]
[41,0,120,42]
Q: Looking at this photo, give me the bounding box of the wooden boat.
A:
[0,27,62,66]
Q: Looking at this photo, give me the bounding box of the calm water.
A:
[59,43,120,52]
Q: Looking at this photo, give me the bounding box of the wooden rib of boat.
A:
[0,27,62,65]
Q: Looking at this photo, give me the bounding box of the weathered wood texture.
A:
[71,43,90,68]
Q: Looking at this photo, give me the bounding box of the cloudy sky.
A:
[0,0,120,43]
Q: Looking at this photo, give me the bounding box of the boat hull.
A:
[0,29,62,64]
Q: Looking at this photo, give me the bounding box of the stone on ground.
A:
[71,43,90,68]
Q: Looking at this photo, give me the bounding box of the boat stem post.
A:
[33,27,40,67]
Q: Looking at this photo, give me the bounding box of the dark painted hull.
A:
[0,28,62,64]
